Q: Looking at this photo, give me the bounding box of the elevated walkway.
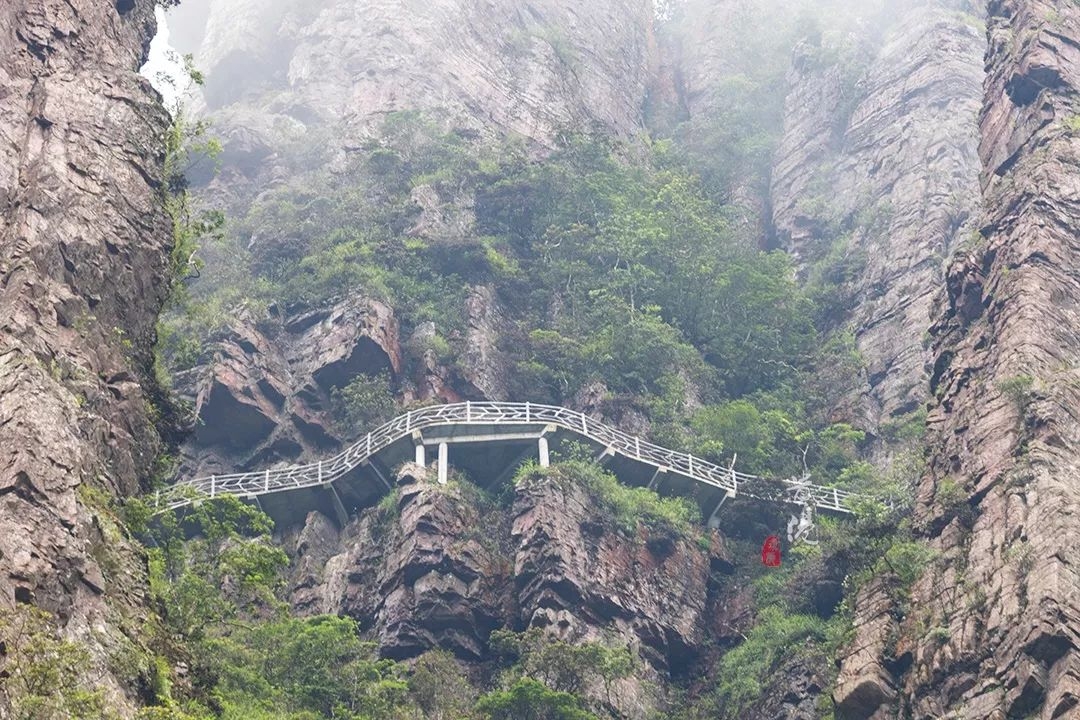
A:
[158,402,869,528]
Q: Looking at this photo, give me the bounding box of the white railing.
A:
[157,402,872,515]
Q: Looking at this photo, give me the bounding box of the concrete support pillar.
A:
[438,442,448,485]
[329,483,349,528]
[538,436,550,468]
[415,443,426,466]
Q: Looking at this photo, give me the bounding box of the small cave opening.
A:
[115,0,136,15]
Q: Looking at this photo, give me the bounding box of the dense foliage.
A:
[0,608,113,720]
[164,111,889,495]
[147,7,931,715]
[515,454,701,539]
[124,496,673,719]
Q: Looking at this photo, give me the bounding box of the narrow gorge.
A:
[2,1,1079,719]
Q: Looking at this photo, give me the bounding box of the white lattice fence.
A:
[158,402,871,515]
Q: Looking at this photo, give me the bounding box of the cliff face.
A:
[0,0,171,712]
[770,1,985,430]
[899,1,1080,716]
[285,463,731,719]
[165,0,655,210]
[833,0,1080,717]
[175,297,402,474]
[173,286,518,476]
[153,0,1080,716]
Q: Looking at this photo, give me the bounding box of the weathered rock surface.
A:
[871,1,1080,717]
[166,0,655,201]
[512,470,714,675]
[285,464,729,717]
[744,653,831,720]
[829,1,1080,718]
[0,0,171,713]
[287,464,512,660]
[833,576,901,719]
[177,297,402,474]
[771,0,985,430]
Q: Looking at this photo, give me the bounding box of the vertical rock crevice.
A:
[770,1,986,432]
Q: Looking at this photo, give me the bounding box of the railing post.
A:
[834,488,840,509]
[635,437,640,458]
[689,455,694,476]
[318,461,323,484]
[525,402,530,422]
[581,414,587,434]
[210,475,216,499]
[466,401,471,422]
[367,432,372,456]
[406,410,412,432]
[154,489,160,511]
[264,469,270,493]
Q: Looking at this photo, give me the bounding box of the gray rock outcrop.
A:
[770,1,985,430]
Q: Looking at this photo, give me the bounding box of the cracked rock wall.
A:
[0,0,172,714]
[835,1,1080,717]
[770,0,985,431]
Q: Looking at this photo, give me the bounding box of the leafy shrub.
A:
[475,678,595,720]
[998,374,1035,410]
[516,460,700,538]
[485,629,631,718]
[715,606,828,716]
[205,616,410,719]
[409,650,476,720]
[330,373,396,430]
[0,607,111,720]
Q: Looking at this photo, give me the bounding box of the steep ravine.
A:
[54,0,1080,717]
[0,0,173,714]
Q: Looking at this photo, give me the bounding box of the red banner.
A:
[761,535,781,567]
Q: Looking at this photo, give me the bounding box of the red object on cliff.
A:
[761,535,782,567]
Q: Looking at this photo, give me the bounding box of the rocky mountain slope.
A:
[164,0,996,717]
[11,0,1080,716]
[901,0,1080,716]
[284,462,734,718]
[0,0,173,714]
[165,0,655,213]
[827,1,1080,718]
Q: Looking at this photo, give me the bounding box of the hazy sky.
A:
[140,7,186,111]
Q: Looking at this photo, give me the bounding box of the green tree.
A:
[409,650,476,720]
[331,373,397,430]
[475,679,596,720]
[0,608,111,720]
[206,616,412,719]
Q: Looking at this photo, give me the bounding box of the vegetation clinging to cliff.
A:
[165,112,881,489]
[131,492,687,719]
